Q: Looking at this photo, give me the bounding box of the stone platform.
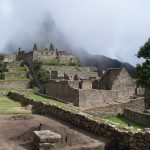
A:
[33,130,61,150]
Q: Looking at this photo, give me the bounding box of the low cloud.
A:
[0,0,150,65]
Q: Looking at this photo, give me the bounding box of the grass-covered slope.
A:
[0,96,31,114]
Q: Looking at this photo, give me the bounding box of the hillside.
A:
[72,49,135,77]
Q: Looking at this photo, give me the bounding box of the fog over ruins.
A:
[0,1,150,150]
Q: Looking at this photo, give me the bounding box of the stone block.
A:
[33,130,61,143]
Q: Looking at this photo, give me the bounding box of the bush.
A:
[0,54,4,61]
[0,62,8,73]
[135,38,150,87]
[41,59,61,66]
[68,62,78,66]
[37,69,50,84]
[0,73,5,79]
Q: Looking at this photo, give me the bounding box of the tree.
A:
[135,38,150,88]
[0,54,7,73]
[37,69,49,84]
[33,60,49,84]
[0,54,4,61]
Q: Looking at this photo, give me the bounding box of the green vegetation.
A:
[27,93,66,106]
[0,54,8,73]
[41,59,61,66]
[37,69,49,84]
[135,38,150,88]
[33,60,49,84]
[33,61,42,70]
[0,96,31,114]
[0,78,29,82]
[104,116,144,129]
[7,66,26,72]
[0,88,34,92]
[0,73,5,79]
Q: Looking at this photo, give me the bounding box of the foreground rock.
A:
[33,130,61,150]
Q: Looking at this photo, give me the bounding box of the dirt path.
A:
[0,115,112,150]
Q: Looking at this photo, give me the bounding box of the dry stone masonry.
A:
[33,130,61,150]
[8,92,150,150]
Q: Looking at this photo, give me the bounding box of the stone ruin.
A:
[33,130,61,150]
[4,43,80,66]
[45,67,136,107]
[2,44,139,108]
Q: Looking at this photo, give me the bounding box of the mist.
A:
[0,0,150,65]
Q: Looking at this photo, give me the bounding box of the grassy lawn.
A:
[104,116,144,129]
[0,96,31,114]
[27,93,66,106]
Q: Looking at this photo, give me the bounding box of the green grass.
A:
[7,66,26,72]
[27,93,66,106]
[104,116,144,129]
[0,96,31,114]
[0,88,34,92]
[0,78,29,81]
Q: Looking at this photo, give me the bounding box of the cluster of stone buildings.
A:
[4,43,80,66]
[3,43,138,108]
[44,67,136,107]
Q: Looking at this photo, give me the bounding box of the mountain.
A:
[72,48,135,77]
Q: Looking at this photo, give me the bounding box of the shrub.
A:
[41,59,61,66]
[37,69,50,84]
[0,73,5,79]
[0,62,8,73]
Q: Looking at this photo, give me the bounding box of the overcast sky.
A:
[0,0,150,65]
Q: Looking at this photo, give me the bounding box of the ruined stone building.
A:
[4,43,80,66]
[45,68,136,107]
[3,44,136,108]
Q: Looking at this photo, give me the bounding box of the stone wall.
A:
[99,68,135,91]
[23,51,33,66]
[45,80,79,105]
[0,80,30,89]
[4,72,27,79]
[112,68,135,91]
[43,65,98,80]
[123,108,150,127]
[45,80,139,107]
[33,49,57,61]
[78,89,137,107]
[79,80,92,90]
[4,53,17,63]
[8,92,150,150]
[83,98,145,117]
[42,65,92,73]
[99,68,120,90]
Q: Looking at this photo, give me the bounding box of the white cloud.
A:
[0,0,150,65]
